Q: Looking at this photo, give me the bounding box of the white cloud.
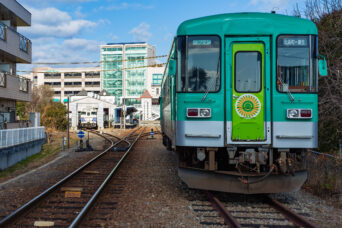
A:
[17,37,103,74]
[63,38,100,52]
[111,35,119,41]
[74,6,85,18]
[129,22,152,42]
[19,7,97,38]
[19,0,97,3]
[107,2,154,10]
[94,2,154,12]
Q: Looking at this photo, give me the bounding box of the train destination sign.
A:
[280,37,308,47]
[192,40,212,45]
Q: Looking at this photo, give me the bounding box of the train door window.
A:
[87,112,90,116]
[235,52,261,92]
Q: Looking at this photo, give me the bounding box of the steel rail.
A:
[103,132,131,147]
[69,127,145,227]
[264,196,318,228]
[205,191,242,228]
[0,128,139,227]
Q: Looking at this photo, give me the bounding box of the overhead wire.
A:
[17,63,167,74]
[30,55,168,65]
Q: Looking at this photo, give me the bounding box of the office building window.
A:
[152,74,163,85]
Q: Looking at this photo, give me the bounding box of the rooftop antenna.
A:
[271,7,279,14]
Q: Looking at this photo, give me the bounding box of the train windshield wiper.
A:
[278,76,295,102]
[201,56,220,102]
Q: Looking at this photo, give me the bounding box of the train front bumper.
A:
[178,168,307,194]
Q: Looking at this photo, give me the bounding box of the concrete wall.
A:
[0,138,45,170]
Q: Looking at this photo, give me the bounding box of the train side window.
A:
[235,51,261,93]
[277,35,317,93]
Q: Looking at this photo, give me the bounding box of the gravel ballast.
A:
[0,127,341,227]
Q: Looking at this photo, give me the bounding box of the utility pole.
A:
[338,129,342,160]
[67,95,70,149]
[123,99,126,130]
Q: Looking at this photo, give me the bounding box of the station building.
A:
[29,67,101,103]
[100,42,164,106]
[69,90,115,130]
[0,0,45,170]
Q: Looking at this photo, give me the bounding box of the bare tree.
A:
[27,85,54,112]
[297,0,342,152]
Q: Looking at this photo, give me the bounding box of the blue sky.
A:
[16,0,305,73]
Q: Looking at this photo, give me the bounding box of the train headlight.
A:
[287,109,299,118]
[200,108,211,117]
[287,109,312,119]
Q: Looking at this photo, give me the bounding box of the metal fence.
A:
[0,127,45,149]
[306,150,342,196]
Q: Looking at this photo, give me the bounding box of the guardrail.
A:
[0,127,45,149]
[311,150,341,160]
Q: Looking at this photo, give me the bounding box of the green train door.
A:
[231,43,265,141]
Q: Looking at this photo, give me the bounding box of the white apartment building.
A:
[147,66,164,99]
[30,67,101,102]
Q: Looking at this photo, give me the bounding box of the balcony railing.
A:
[0,72,31,101]
[19,34,29,53]
[0,21,31,63]
[0,72,5,87]
[0,127,45,149]
[19,77,29,92]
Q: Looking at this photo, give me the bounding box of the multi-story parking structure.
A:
[101,42,160,105]
[31,67,101,103]
[0,0,45,170]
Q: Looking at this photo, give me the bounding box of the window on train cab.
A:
[177,36,221,92]
[277,35,318,93]
[235,52,262,93]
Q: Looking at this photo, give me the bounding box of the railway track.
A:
[201,191,319,228]
[0,127,145,228]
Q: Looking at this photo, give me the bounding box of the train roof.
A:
[177,12,317,36]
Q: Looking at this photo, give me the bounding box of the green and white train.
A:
[160,12,328,194]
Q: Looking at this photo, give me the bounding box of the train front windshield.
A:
[177,36,221,93]
[277,35,318,93]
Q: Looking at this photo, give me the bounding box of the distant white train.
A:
[78,110,97,129]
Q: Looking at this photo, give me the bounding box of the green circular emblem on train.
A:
[235,94,261,119]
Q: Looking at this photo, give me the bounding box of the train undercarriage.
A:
[174,144,308,194]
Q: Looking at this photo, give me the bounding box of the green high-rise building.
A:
[100,42,156,105]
